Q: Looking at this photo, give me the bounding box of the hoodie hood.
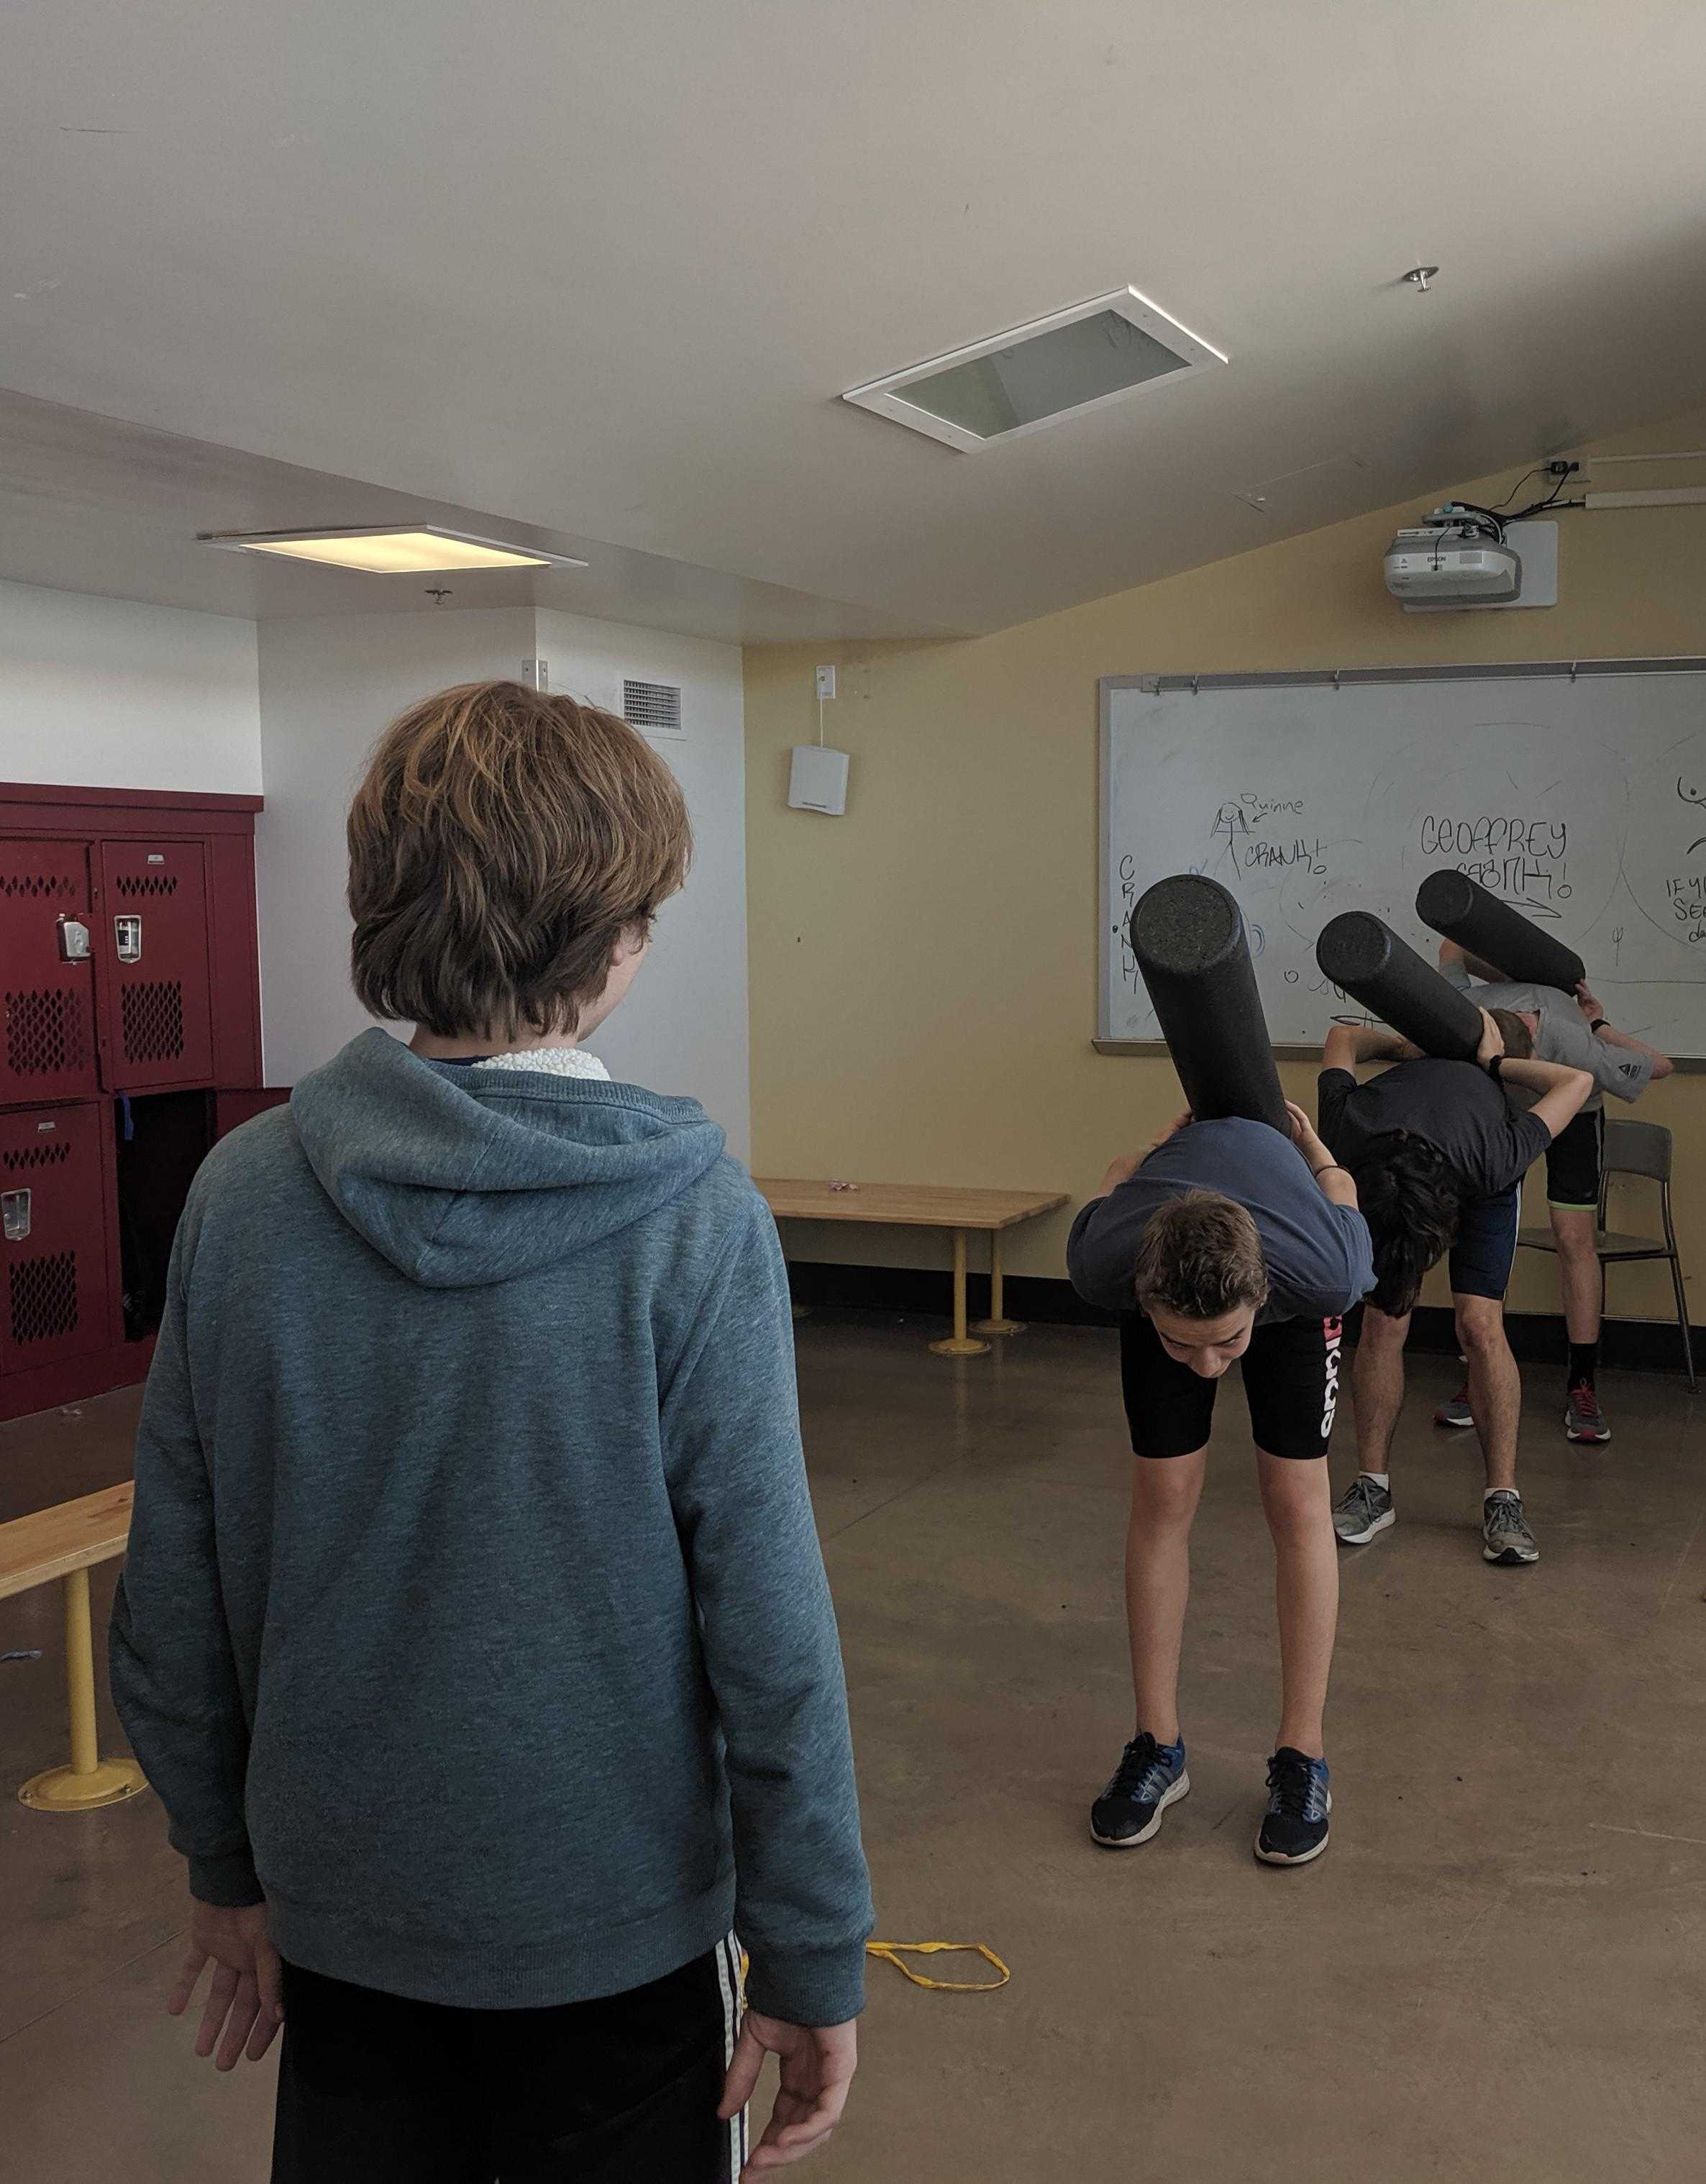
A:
[289,1029,726,1288]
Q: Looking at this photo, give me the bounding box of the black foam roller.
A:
[1131,874,1289,1134]
[1315,911,1484,1063]
[1415,869,1586,992]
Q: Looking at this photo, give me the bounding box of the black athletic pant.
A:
[271,1943,746,2183]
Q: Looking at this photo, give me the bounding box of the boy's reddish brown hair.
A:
[1133,1191,1270,1319]
[347,680,690,1041]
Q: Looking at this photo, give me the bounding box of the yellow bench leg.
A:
[973,1230,1026,1337]
[19,1567,148,1812]
[929,1229,990,1357]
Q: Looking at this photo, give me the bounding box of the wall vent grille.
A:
[622,679,684,737]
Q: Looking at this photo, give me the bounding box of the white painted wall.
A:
[0,577,261,792]
[255,606,751,1160]
[254,606,538,1087]
[534,610,749,1158]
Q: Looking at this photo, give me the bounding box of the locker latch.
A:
[114,914,143,964]
[56,915,92,963]
[1,1190,29,1244]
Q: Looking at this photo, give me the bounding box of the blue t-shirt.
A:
[1066,1116,1375,1325]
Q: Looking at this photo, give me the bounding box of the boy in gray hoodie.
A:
[111,680,872,2182]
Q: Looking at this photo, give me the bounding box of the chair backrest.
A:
[1602,1117,1674,1183]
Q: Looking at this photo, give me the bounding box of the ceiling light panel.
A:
[843,286,1226,452]
[196,525,588,573]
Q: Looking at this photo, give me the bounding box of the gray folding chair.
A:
[1516,1117,1695,1391]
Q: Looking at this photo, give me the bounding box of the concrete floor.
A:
[4,1321,1705,2181]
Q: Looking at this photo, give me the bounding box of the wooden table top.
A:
[754,1179,1069,1231]
[0,1480,134,1601]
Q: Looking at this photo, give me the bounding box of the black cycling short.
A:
[1544,1106,1603,1210]
[1445,1183,1521,1301]
[1119,1309,1346,1461]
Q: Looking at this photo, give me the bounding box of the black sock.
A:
[1568,1342,1598,1390]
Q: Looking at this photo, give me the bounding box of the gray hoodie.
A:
[110,1029,872,2025]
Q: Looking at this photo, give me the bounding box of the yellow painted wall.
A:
[744,414,1706,1326]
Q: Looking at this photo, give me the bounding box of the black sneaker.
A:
[1254,1747,1331,1867]
[1090,1732,1190,1848]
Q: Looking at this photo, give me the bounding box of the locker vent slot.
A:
[4,988,91,1078]
[1,1142,70,1172]
[9,1250,78,1346]
[115,874,180,897]
[121,980,186,1064]
[0,873,79,898]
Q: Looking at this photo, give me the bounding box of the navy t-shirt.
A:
[1067,1116,1374,1326]
[1316,1057,1551,1201]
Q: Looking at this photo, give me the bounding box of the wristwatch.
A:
[1485,1054,1504,1083]
[1589,1017,1609,1033]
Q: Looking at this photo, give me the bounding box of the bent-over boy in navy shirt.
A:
[1069,1104,1374,1870]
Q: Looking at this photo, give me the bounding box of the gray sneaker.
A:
[1564,1383,1611,1444]
[1434,1387,1474,1429]
[1333,1473,1395,1546]
[1482,1491,1540,1566]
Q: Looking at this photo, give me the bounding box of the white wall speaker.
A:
[788,745,850,815]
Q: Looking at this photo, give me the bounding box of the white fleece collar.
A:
[470,1047,611,1082]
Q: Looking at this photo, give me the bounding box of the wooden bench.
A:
[755,1180,1069,1356]
[0,1481,147,1812]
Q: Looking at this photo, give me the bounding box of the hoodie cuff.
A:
[189,1848,265,1908]
[743,1939,868,2029]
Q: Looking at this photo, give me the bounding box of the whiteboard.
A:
[1099,661,1706,1060]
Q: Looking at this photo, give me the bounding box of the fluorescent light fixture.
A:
[196,524,588,573]
[843,286,1226,452]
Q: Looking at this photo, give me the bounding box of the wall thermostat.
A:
[788,745,850,816]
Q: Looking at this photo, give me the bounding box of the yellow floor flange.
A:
[17,1567,149,1813]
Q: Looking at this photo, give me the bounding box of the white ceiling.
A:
[5,1,1706,638]
[0,388,928,642]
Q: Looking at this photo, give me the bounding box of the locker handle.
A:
[1,1189,29,1243]
[114,914,143,964]
[57,916,92,963]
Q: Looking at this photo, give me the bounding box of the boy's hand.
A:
[721,2011,858,2174]
[1097,1112,1188,1198]
[1474,1008,1505,1068]
[1284,1101,1331,1168]
[1576,980,1604,1022]
[1097,1152,1144,1196]
[168,1898,283,2070]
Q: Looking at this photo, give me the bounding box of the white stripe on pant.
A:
[716,1934,749,2178]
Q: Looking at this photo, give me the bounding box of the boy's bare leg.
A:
[1551,1205,1602,1344]
[1125,1447,1208,1744]
[1258,1452,1338,1757]
[1456,1293,1520,1491]
[1350,1305,1410,1477]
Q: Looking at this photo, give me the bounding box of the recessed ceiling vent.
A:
[842,286,1226,452]
[623,678,684,738]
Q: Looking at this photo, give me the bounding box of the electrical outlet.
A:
[815,665,836,702]
[1543,457,1588,484]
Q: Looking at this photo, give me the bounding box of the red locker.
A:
[0,1104,108,1377]
[97,839,216,1091]
[0,838,101,1105]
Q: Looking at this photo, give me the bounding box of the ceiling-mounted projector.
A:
[1384,504,1522,608]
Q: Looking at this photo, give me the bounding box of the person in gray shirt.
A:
[1437,939,1673,1446]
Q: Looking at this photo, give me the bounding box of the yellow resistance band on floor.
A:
[865,1942,1010,1993]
